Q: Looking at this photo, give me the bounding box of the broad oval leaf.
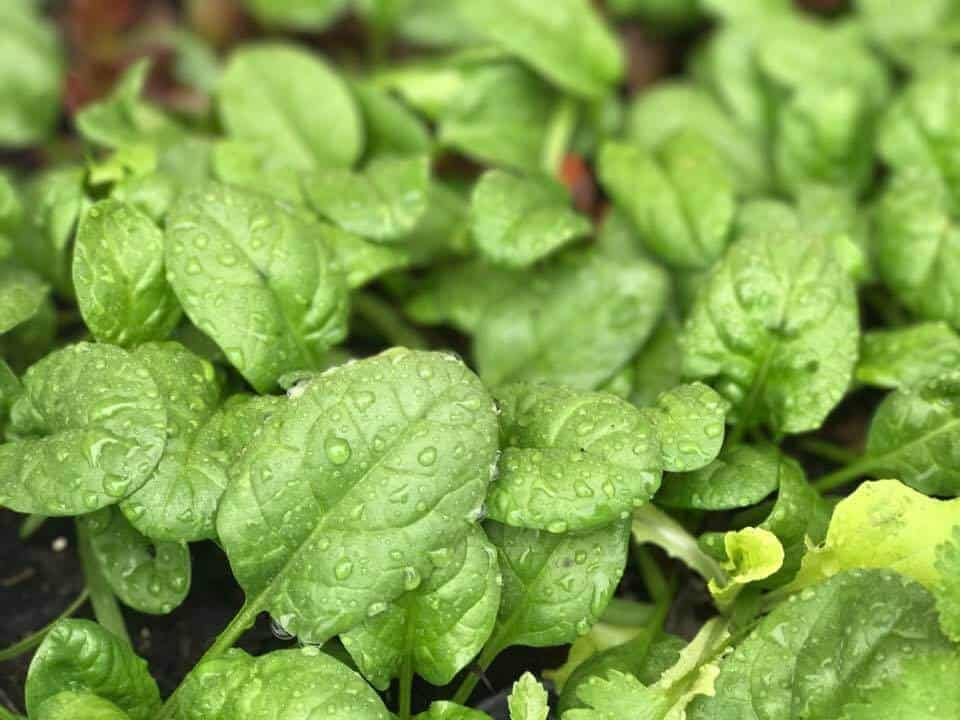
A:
[73,199,181,346]
[0,343,166,515]
[857,322,960,389]
[840,652,960,720]
[470,169,591,268]
[340,525,501,688]
[484,520,629,653]
[218,43,362,170]
[79,506,190,614]
[26,619,160,720]
[0,264,48,333]
[34,692,132,720]
[641,382,728,472]
[165,181,348,392]
[681,218,859,434]
[687,570,953,719]
[352,82,432,158]
[487,383,663,532]
[475,248,669,389]
[217,348,499,643]
[656,444,782,510]
[175,648,390,720]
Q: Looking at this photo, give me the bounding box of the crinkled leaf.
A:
[470,169,591,268]
[681,217,859,435]
[840,652,960,720]
[174,648,390,720]
[0,343,166,515]
[218,43,362,170]
[476,248,669,389]
[641,383,728,473]
[598,134,735,271]
[340,526,501,689]
[304,155,431,242]
[0,2,62,147]
[26,619,160,720]
[657,444,782,511]
[707,527,783,609]
[165,181,348,392]
[687,570,953,719]
[485,520,629,652]
[786,480,960,594]
[934,527,960,642]
[508,672,549,720]
[73,199,181,346]
[488,383,663,532]
[78,506,190,614]
[34,692,132,720]
[857,322,960,389]
[455,0,623,98]
[218,349,498,643]
[0,264,48,334]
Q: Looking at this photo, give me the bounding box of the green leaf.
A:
[211,140,305,205]
[73,200,181,347]
[238,0,349,30]
[861,373,960,496]
[437,62,559,172]
[75,60,181,149]
[78,506,190,614]
[681,215,859,435]
[786,480,960,594]
[218,43,362,171]
[0,264,48,334]
[857,322,960,389]
[217,349,499,643]
[840,652,960,720]
[487,383,663,532]
[485,520,629,653]
[598,134,735,270]
[324,223,410,289]
[627,82,770,195]
[164,181,348,392]
[304,155,431,242]
[404,260,520,333]
[0,343,166,515]
[687,570,953,719]
[707,527,784,609]
[656,444,782,511]
[174,648,390,720]
[855,0,959,70]
[0,295,55,374]
[353,82,432,159]
[340,526,501,689]
[26,619,160,720]
[508,672,549,720]
[455,0,623,98]
[934,527,960,642]
[33,692,132,720]
[113,342,222,540]
[475,248,669,389]
[0,1,62,147]
[632,504,725,584]
[470,169,591,268]
[417,702,492,720]
[641,383,728,472]
[874,169,960,328]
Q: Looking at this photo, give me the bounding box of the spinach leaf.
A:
[0,343,166,515]
[73,200,181,347]
[640,382,728,472]
[405,260,521,333]
[656,444,782,511]
[326,224,411,289]
[26,619,160,720]
[164,181,348,392]
[470,169,591,268]
[840,652,960,720]
[934,527,960,642]
[33,692,132,720]
[239,0,349,30]
[353,82,433,158]
[857,323,960,389]
[417,703,492,720]
[217,349,499,643]
[0,265,49,334]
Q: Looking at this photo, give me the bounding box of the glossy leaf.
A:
[934,527,960,642]
[475,248,669,389]
[484,520,629,652]
[304,155,431,242]
[598,134,735,270]
[326,224,410,288]
[0,343,166,515]
[508,672,549,720]
[487,383,663,532]
[165,181,348,392]
[33,692,132,720]
[26,619,160,720]
[641,383,728,472]
[857,322,960,389]
[174,648,390,720]
[657,444,782,511]
[353,82,432,158]
[0,264,48,334]
[470,169,591,268]
[340,526,501,689]
[687,570,953,719]
[840,652,960,720]
[78,506,190,614]
[681,215,859,434]
[217,349,499,643]
[417,703,491,720]
[73,200,181,346]
[218,43,362,170]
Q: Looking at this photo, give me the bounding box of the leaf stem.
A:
[76,519,130,646]
[0,588,89,662]
[0,705,23,720]
[542,96,579,177]
[798,438,859,465]
[352,291,429,350]
[632,504,726,585]
[450,636,502,706]
[18,514,47,540]
[813,456,876,493]
[153,600,260,720]
[398,655,414,720]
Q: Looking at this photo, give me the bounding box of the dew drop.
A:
[324,435,352,465]
[417,447,437,466]
[334,558,354,580]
